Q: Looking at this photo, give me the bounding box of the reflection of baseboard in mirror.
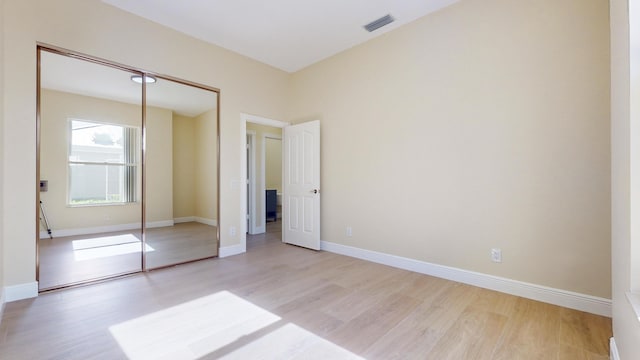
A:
[37,45,220,290]
[38,220,184,239]
[174,217,218,227]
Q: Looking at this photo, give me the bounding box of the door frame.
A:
[240,113,290,251]
[246,131,257,234]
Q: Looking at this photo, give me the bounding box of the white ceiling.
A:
[102,0,460,73]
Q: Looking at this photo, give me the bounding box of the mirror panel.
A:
[38,50,143,290]
[144,77,219,269]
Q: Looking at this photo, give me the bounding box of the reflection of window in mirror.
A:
[68,119,140,206]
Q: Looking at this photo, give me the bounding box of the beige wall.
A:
[2,0,289,288]
[290,0,611,298]
[194,109,218,221]
[611,0,640,358]
[265,137,282,192]
[145,104,174,225]
[247,123,282,229]
[631,0,640,294]
[173,114,196,219]
[0,0,5,300]
[172,110,217,222]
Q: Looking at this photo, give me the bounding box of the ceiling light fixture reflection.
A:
[130,75,157,84]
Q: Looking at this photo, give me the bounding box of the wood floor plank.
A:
[326,292,422,354]
[363,282,478,359]
[427,306,508,359]
[557,344,610,360]
[559,307,612,355]
[491,298,564,359]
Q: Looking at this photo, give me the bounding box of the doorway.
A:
[240,114,289,251]
[246,124,283,235]
[240,115,321,252]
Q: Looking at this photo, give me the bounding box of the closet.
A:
[37,46,220,290]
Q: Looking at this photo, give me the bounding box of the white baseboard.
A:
[610,337,620,360]
[40,222,143,238]
[195,217,218,227]
[321,241,612,317]
[219,243,246,258]
[4,282,38,302]
[38,219,205,238]
[146,220,175,229]
[175,217,217,227]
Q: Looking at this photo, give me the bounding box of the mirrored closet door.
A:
[37,47,220,290]
[145,77,219,269]
[38,49,144,290]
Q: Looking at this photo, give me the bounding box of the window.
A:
[68,119,139,206]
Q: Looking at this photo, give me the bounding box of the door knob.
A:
[311,189,319,194]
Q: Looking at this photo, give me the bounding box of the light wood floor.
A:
[2,221,611,359]
[38,222,217,290]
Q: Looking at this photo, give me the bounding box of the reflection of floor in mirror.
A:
[38,222,217,290]
[146,222,218,268]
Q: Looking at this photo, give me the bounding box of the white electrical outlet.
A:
[346,226,353,237]
[491,248,502,263]
[230,226,237,237]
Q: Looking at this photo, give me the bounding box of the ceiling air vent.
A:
[364,14,395,32]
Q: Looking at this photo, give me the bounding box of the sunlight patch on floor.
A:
[220,323,364,359]
[109,291,281,359]
[72,234,140,250]
[109,291,361,359]
[73,234,154,261]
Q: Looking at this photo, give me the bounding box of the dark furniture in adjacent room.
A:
[266,189,277,222]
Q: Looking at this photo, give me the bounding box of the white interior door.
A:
[283,120,320,250]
